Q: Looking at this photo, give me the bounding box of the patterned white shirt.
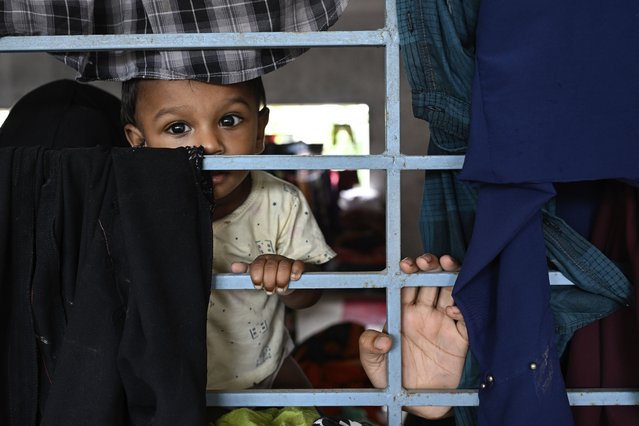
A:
[207,170,335,389]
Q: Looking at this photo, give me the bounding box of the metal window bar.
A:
[2,0,639,424]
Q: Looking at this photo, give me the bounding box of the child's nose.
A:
[199,134,224,155]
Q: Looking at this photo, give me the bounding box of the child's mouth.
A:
[211,171,227,185]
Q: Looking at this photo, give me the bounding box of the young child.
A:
[120,77,336,390]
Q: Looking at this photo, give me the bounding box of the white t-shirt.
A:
[207,171,336,389]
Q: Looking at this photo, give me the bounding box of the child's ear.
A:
[255,107,270,154]
[124,123,145,147]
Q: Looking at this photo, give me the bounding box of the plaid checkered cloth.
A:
[1,0,348,82]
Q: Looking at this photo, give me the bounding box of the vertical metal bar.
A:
[383,0,403,424]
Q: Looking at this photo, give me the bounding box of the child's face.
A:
[124,79,269,201]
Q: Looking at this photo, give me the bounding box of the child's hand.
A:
[231,255,305,295]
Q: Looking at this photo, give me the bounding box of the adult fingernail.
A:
[254,284,262,290]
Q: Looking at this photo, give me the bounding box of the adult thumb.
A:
[359,329,392,389]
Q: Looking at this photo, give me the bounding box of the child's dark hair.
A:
[120,77,267,126]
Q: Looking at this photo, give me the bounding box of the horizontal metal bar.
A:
[203,154,465,170]
[547,271,574,285]
[213,272,387,290]
[568,389,639,406]
[206,389,477,407]
[211,271,573,290]
[0,31,388,53]
[403,389,639,407]
[206,388,639,407]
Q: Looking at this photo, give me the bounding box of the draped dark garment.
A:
[0,79,128,149]
[453,1,639,425]
[565,182,639,425]
[0,81,213,425]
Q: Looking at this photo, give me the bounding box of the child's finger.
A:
[231,261,249,273]
[276,286,294,295]
[248,257,267,289]
[290,259,305,280]
[261,258,281,295]
[275,260,293,290]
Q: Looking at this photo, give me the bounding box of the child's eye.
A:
[219,115,243,127]
[167,122,191,134]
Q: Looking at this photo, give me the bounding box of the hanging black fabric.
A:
[0,145,212,425]
[0,80,213,424]
[0,79,128,149]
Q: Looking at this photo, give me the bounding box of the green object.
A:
[215,406,320,426]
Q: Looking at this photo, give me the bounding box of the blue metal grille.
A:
[2,0,638,424]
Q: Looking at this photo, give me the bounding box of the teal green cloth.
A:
[215,407,320,426]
